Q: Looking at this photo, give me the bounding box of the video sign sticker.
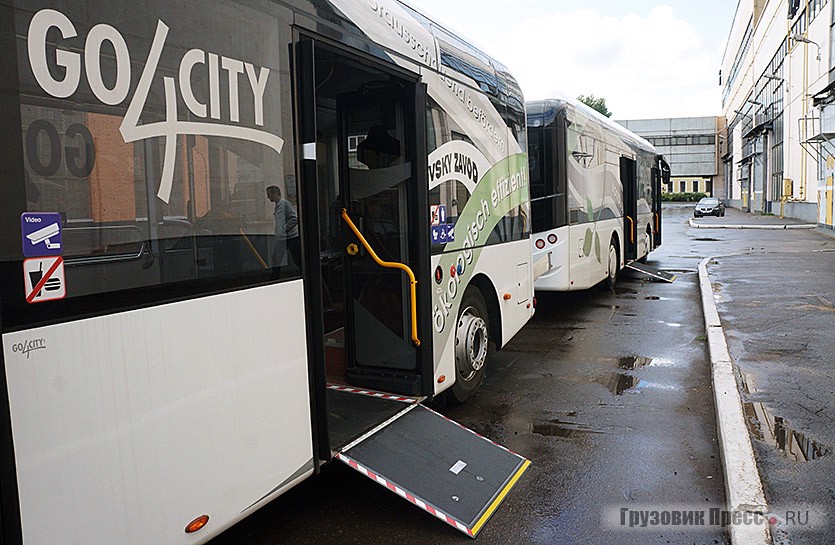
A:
[21,212,62,257]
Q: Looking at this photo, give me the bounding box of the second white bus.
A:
[527,97,668,290]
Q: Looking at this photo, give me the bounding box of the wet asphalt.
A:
[705,214,835,545]
[208,204,831,545]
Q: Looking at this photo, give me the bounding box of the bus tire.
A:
[450,286,489,404]
[604,239,619,290]
[637,229,651,263]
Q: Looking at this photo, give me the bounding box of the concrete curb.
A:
[699,257,772,545]
[689,218,817,230]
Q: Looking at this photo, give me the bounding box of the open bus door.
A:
[295,36,528,537]
[620,157,638,261]
[652,156,668,248]
[297,39,432,397]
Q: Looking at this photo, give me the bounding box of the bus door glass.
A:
[304,42,428,393]
[620,156,638,260]
[338,95,418,372]
[652,160,663,247]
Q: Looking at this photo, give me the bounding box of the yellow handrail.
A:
[341,209,420,347]
[239,228,268,269]
[626,216,635,243]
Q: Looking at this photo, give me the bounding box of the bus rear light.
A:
[532,297,537,308]
[185,515,209,534]
[547,234,558,244]
[503,293,512,300]
[535,239,545,249]
[437,375,446,383]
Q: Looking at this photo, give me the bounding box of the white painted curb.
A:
[689,218,816,230]
[699,257,772,545]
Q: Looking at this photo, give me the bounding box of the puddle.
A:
[589,356,681,395]
[694,237,721,242]
[645,295,672,301]
[743,402,830,462]
[618,355,653,370]
[601,372,678,395]
[602,373,641,395]
[656,320,683,327]
[531,419,603,437]
[641,356,677,368]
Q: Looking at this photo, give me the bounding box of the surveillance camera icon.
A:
[26,223,61,250]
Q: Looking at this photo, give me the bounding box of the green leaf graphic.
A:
[585,197,594,222]
[594,231,601,262]
[583,228,593,257]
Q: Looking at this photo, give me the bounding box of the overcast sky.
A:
[407,0,739,120]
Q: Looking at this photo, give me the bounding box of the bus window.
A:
[1,2,297,329]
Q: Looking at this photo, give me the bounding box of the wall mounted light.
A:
[791,34,821,60]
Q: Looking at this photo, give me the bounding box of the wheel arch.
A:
[468,274,503,349]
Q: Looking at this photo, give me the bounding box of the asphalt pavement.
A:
[209,204,732,545]
[206,205,833,545]
[697,207,835,545]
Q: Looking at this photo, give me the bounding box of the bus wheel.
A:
[604,241,619,289]
[451,286,489,403]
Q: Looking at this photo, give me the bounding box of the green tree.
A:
[577,94,612,118]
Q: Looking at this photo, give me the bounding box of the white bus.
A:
[527,97,668,290]
[0,1,533,543]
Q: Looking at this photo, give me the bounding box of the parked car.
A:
[694,197,725,217]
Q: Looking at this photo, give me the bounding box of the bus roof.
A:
[527,96,658,157]
[388,1,525,106]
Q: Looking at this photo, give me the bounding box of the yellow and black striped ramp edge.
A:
[625,261,677,282]
[337,404,530,537]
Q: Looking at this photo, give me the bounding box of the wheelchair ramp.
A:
[626,261,677,282]
[336,403,529,537]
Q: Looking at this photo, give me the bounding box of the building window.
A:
[680,181,686,192]
[692,180,699,192]
[706,180,713,196]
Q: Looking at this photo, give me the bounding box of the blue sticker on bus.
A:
[431,224,454,245]
[21,213,63,257]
